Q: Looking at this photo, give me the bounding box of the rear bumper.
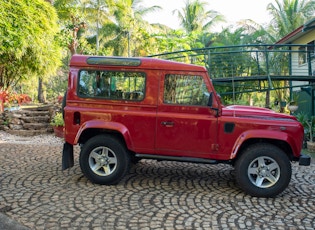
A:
[299,154,311,166]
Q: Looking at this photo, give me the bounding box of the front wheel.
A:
[235,143,292,197]
[79,135,130,185]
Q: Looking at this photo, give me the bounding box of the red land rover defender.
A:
[62,54,311,197]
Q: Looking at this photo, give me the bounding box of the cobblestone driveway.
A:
[0,142,314,229]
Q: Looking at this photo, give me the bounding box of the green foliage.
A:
[1,0,314,105]
[296,112,315,142]
[267,0,315,39]
[50,112,64,127]
[0,0,62,90]
[173,0,225,33]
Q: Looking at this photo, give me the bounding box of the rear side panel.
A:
[64,67,159,153]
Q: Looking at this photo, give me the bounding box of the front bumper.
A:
[299,154,311,166]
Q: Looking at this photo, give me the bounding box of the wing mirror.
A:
[208,92,219,116]
[208,92,213,107]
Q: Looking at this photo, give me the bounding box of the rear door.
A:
[156,72,218,158]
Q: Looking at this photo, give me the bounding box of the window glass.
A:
[78,70,145,100]
[298,46,306,65]
[164,74,209,106]
[308,41,315,60]
[299,41,315,65]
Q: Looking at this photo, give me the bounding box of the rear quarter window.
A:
[78,70,146,101]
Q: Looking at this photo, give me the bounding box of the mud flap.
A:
[62,142,74,170]
[299,154,311,166]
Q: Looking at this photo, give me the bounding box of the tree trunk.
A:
[38,78,45,103]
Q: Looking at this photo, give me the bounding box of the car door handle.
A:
[161,121,174,127]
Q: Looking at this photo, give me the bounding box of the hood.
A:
[222,105,296,120]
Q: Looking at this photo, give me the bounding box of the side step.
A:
[135,154,222,164]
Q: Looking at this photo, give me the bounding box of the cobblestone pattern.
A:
[0,143,314,229]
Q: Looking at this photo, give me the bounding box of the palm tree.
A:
[81,0,111,52]
[173,0,224,34]
[99,0,161,56]
[267,0,315,38]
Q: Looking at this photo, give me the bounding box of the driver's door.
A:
[156,73,218,158]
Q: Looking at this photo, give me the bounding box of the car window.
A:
[78,70,145,101]
[164,74,209,106]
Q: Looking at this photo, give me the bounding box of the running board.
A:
[135,154,221,164]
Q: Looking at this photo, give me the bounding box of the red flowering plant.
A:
[0,90,8,112]
[0,90,31,112]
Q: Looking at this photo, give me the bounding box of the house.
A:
[275,17,315,115]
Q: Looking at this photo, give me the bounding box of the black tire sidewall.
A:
[79,135,130,185]
[235,143,292,197]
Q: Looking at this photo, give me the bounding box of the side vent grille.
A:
[224,122,235,133]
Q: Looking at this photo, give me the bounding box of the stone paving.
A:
[0,142,315,229]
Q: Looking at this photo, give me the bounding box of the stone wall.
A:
[0,105,57,136]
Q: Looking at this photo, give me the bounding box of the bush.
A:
[50,112,64,127]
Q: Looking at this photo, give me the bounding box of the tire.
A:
[79,135,130,185]
[235,143,292,197]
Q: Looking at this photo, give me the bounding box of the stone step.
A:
[6,129,52,136]
[13,110,50,116]
[22,105,53,111]
[1,104,58,136]
[22,116,50,123]
[23,123,50,130]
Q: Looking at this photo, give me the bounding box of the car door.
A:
[156,73,218,158]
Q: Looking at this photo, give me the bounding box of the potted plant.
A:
[50,112,64,138]
[287,92,299,113]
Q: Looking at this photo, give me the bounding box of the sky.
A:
[142,0,276,31]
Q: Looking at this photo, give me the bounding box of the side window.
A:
[78,70,145,100]
[308,41,315,61]
[164,74,209,106]
[299,41,315,65]
[298,46,306,65]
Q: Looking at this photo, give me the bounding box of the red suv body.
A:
[62,55,310,197]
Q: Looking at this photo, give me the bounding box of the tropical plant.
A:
[54,0,89,55]
[267,0,315,39]
[173,0,224,34]
[296,112,315,142]
[94,0,161,56]
[50,112,65,127]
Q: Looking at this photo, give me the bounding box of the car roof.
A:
[70,55,207,72]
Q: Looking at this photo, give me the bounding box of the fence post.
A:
[264,46,271,108]
[207,49,211,74]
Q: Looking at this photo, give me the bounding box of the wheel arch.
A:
[75,120,134,151]
[232,138,293,164]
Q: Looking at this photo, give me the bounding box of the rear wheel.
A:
[235,143,291,197]
[79,135,130,185]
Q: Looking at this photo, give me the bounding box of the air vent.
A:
[224,122,235,133]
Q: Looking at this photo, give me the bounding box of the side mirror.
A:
[208,92,219,117]
[207,92,213,107]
